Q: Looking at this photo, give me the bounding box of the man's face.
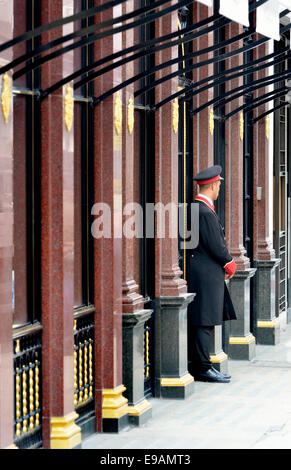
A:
[213,180,221,200]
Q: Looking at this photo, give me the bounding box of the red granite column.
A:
[41,0,81,449]
[93,2,128,432]
[155,5,187,298]
[0,0,14,449]
[225,22,256,360]
[252,37,280,345]
[121,0,144,318]
[192,2,214,175]
[190,4,229,374]
[120,0,153,425]
[225,22,249,267]
[154,3,194,400]
[253,38,275,261]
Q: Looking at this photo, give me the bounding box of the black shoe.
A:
[211,366,231,380]
[195,368,230,383]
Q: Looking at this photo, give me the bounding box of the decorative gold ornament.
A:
[1,72,11,124]
[78,343,83,404]
[35,361,40,427]
[22,365,28,434]
[265,115,269,140]
[64,85,74,132]
[15,368,21,437]
[172,97,179,134]
[74,349,78,407]
[127,97,134,134]
[89,339,93,398]
[114,91,122,135]
[209,106,214,136]
[240,111,244,141]
[84,341,88,401]
[29,363,34,430]
[15,339,20,353]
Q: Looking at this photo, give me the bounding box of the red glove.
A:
[224,259,237,276]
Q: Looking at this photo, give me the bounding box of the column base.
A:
[228,334,256,360]
[50,411,82,449]
[159,373,194,399]
[102,385,129,433]
[155,293,195,399]
[102,414,129,433]
[127,398,152,426]
[122,309,153,428]
[256,319,280,345]
[210,351,229,374]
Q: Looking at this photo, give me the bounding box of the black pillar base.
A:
[228,268,257,360]
[155,293,195,399]
[253,259,281,345]
[122,309,153,426]
[102,414,129,433]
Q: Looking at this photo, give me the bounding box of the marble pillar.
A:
[191,4,229,369]
[40,0,81,449]
[252,39,281,345]
[154,3,194,399]
[120,0,153,427]
[225,22,255,360]
[93,1,128,433]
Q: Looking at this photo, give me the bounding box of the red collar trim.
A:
[195,195,215,212]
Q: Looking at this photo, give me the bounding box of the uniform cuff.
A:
[224,259,237,276]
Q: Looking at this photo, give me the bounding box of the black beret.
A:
[193,165,224,185]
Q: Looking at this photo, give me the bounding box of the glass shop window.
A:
[13,0,41,328]
[73,0,94,308]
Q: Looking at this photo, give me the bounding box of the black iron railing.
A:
[144,319,152,397]
[13,326,42,449]
[74,312,95,424]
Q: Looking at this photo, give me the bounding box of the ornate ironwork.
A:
[13,328,42,449]
[74,313,95,422]
[144,320,151,396]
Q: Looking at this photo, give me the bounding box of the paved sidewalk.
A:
[83,321,291,450]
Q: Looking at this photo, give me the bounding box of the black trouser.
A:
[188,325,214,374]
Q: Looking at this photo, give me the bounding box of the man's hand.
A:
[225,273,234,280]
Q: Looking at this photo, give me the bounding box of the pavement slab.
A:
[82,322,291,450]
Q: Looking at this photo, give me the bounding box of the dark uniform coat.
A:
[187,200,237,326]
